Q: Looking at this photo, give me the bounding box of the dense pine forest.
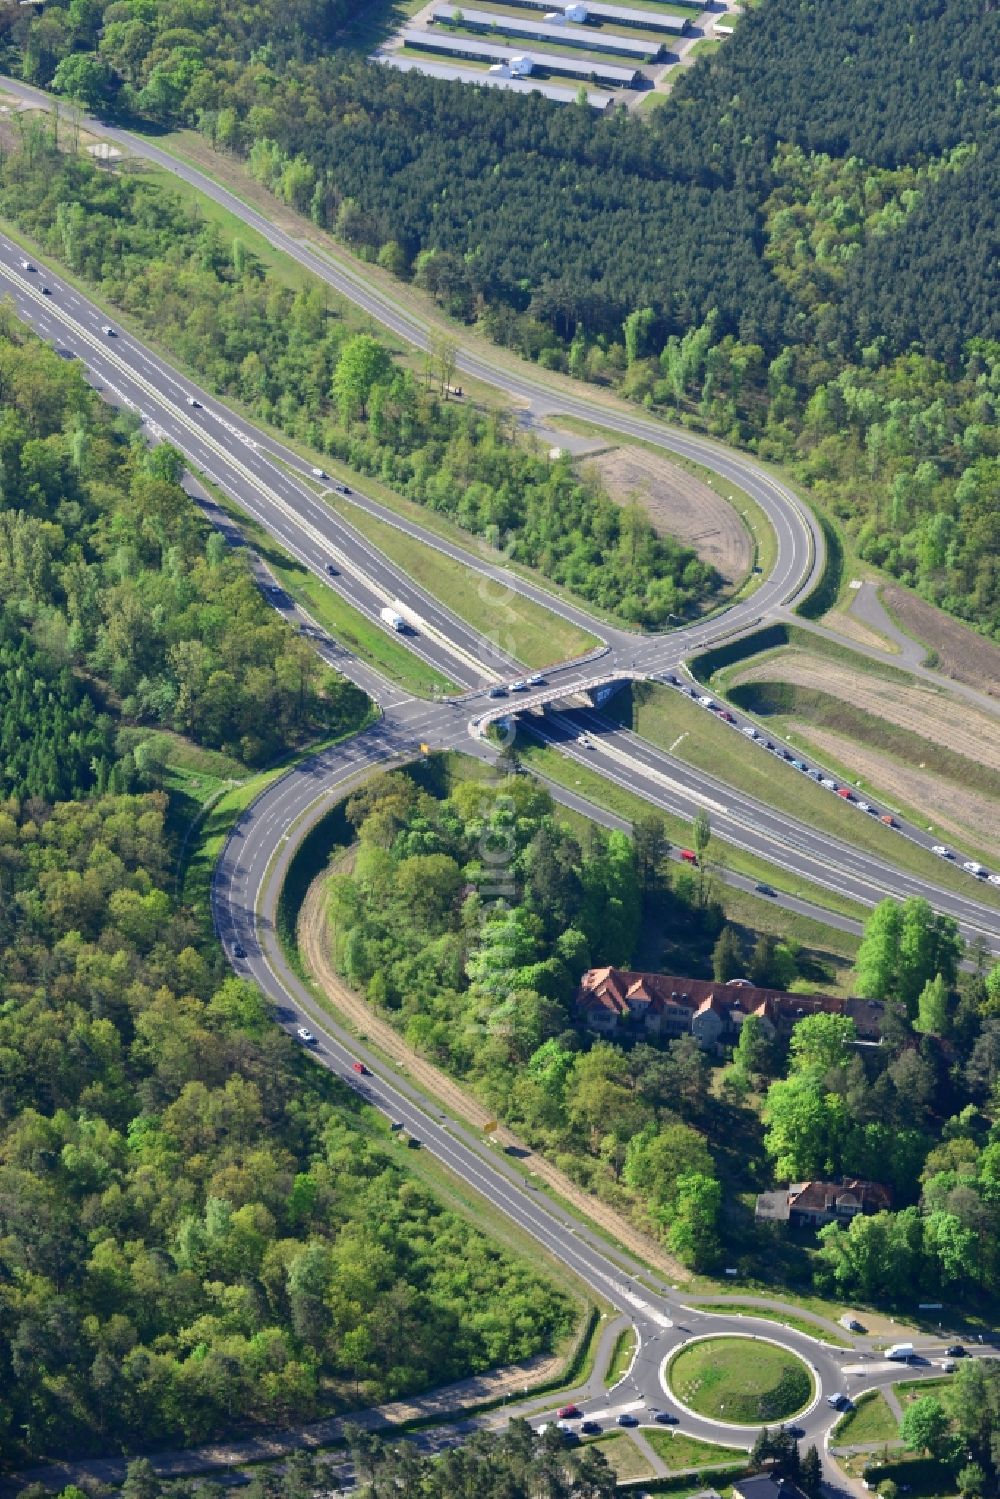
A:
[0,137,717,626]
[0,0,995,635]
[0,325,367,781]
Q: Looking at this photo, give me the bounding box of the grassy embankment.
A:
[328,495,598,669]
[607,676,1000,904]
[699,627,1000,876]
[206,483,458,696]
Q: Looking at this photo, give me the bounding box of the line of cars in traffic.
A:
[541,1404,677,1443]
[662,675,1000,887]
[488,673,547,698]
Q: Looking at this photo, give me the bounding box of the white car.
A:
[102,325,115,336]
[741,725,758,739]
[932,845,954,859]
[510,680,528,692]
[310,466,326,478]
[19,259,32,271]
[989,874,1000,887]
[527,674,545,686]
[821,778,837,790]
[963,861,984,875]
[186,395,200,407]
[698,696,714,707]
[296,1026,316,1044]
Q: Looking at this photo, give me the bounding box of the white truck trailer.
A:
[380,604,406,631]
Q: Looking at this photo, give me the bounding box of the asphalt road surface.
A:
[1,91,998,1491]
[3,236,998,943]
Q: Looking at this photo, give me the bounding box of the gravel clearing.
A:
[585,445,751,586]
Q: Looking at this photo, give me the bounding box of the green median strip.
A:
[605,1325,637,1384]
[609,682,1000,908]
[328,495,599,669]
[831,1389,899,1445]
[204,485,458,697]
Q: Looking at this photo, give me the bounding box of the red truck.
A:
[680,849,699,865]
[836,788,854,800]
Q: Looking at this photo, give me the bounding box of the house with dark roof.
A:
[755,1177,893,1228]
[733,1477,810,1499]
[575,967,883,1050]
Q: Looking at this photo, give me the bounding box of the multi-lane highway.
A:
[1,91,999,1490]
[4,233,998,947]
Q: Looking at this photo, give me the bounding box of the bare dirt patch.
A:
[881,585,1000,700]
[819,605,900,657]
[791,722,1000,849]
[298,873,686,1280]
[734,649,1000,774]
[584,445,751,586]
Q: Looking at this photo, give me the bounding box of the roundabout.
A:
[665,1335,817,1427]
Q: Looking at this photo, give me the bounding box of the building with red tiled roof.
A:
[755,1177,893,1227]
[575,967,883,1049]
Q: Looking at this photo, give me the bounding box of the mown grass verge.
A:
[689,1302,851,1347]
[205,485,458,697]
[667,1336,813,1424]
[180,718,375,925]
[831,1389,899,1445]
[589,1432,656,1481]
[607,681,999,902]
[643,1429,748,1471]
[329,495,598,668]
[605,1325,637,1385]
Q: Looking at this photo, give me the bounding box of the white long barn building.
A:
[431,7,664,57]
[398,27,643,84]
[508,0,688,30]
[373,51,616,106]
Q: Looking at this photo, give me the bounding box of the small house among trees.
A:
[755,1177,892,1228]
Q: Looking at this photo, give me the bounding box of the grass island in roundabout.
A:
[667,1336,815,1425]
